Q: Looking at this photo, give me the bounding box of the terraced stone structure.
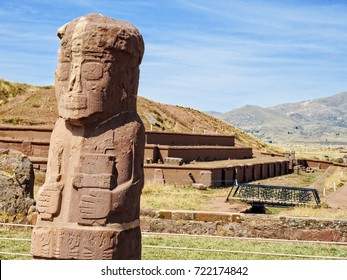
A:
[31,14,145,259]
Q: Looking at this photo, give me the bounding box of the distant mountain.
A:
[204,111,223,117]
[221,105,294,127]
[271,92,347,127]
[220,92,347,145]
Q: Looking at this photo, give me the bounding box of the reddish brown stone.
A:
[231,214,241,223]
[192,183,208,190]
[158,210,172,219]
[195,212,230,222]
[140,209,347,242]
[31,14,145,259]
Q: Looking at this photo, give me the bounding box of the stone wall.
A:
[0,138,49,158]
[297,159,347,169]
[145,145,253,163]
[0,126,252,168]
[0,125,52,170]
[146,131,235,146]
[0,125,53,141]
[140,209,347,242]
[144,131,251,164]
[145,160,290,187]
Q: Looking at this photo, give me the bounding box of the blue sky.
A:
[1,0,347,112]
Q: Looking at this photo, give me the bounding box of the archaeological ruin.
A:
[0,124,295,188]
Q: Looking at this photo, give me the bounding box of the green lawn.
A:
[1,229,346,260]
[141,183,228,211]
[0,229,32,260]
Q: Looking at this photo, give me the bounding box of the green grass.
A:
[1,229,346,260]
[141,170,324,212]
[0,78,45,106]
[142,235,347,260]
[141,183,228,211]
[253,171,325,188]
[0,229,32,260]
[280,206,347,219]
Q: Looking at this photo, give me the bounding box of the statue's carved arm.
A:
[36,121,65,220]
[110,140,143,212]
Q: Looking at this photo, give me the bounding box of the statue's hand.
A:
[79,189,111,219]
[36,183,63,220]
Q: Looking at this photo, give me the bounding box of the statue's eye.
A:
[82,62,103,80]
[56,62,70,81]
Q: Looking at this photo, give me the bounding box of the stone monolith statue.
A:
[31,14,145,259]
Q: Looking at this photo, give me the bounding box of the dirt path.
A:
[324,183,347,209]
[207,197,250,213]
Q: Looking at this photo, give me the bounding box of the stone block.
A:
[231,214,241,223]
[171,211,195,221]
[153,169,165,185]
[192,183,208,190]
[200,171,212,187]
[164,157,183,166]
[195,212,230,222]
[158,210,172,219]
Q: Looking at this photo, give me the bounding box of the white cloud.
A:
[1,0,347,111]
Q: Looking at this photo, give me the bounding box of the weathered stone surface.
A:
[199,171,212,187]
[0,149,35,223]
[31,222,141,259]
[171,211,195,221]
[158,210,172,219]
[153,168,165,184]
[194,211,229,222]
[31,13,145,260]
[140,209,347,242]
[164,157,183,166]
[192,183,207,190]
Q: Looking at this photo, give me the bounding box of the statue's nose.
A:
[68,65,82,93]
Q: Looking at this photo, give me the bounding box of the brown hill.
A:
[0,78,267,150]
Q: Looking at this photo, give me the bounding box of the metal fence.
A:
[1,223,346,260]
[226,183,321,206]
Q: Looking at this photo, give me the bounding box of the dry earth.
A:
[324,182,347,210]
[208,196,250,213]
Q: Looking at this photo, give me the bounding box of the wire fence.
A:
[1,223,346,260]
[142,231,347,246]
[142,245,346,260]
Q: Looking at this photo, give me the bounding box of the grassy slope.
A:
[0,78,267,150]
[0,79,56,125]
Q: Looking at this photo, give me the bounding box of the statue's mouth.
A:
[63,94,87,110]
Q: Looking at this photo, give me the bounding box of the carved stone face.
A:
[55,14,144,126]
[55,51,112,125]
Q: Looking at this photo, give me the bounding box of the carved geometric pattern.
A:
[31,226,139,260]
